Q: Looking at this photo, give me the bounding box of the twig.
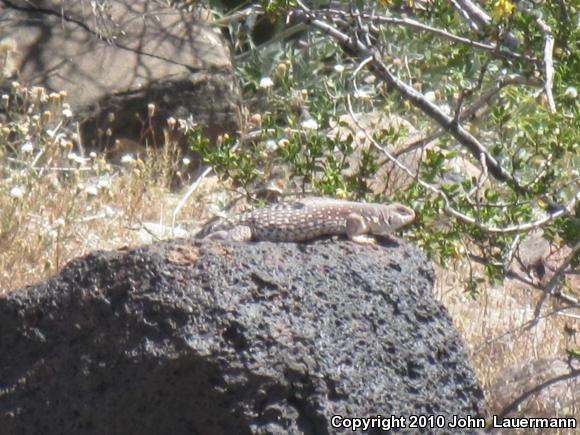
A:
[171,165,213,235]
[469,253,579,306]
[473,300,579,355]
[498,367,580,418]
[503,233,522,271]
[527,240,579,329]
[543,240,580,297]
[450,0,487,32]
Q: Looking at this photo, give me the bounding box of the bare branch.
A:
[210,4,264,26]
[295,9,520,185]
[394,74,543,158]
[369,54,520,183]
[324,8,531,61]
[450,0,490,32]
[450,0,520,49]
[346,95,577,234]
[520,4,557,113]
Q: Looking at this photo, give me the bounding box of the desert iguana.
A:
[196,197,415,244]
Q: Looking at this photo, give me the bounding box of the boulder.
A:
[0,0,240,155]
[0,238,485,434]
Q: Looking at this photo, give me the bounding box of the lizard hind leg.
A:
[206,225,253,242]
[346,213,376,245]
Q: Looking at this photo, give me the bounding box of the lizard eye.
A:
[397,206,414,217]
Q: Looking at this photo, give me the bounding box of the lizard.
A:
[195,197,415,245]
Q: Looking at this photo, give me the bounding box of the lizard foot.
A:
[350,235,377,246]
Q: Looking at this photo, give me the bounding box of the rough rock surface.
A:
[0,0,240,150]
[0,238,485,434]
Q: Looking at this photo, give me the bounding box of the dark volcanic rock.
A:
[0,238,485,434]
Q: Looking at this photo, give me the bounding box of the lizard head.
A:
[369,203,416,235]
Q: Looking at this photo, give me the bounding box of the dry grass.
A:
[434,261,579,423]
[0,151,221,291]
[0,84,222,292]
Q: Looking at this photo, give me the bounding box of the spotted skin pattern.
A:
[197,197,415,245]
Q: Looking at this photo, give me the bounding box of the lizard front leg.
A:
[346,213,376,245]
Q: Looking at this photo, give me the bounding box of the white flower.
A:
[62,108,73,118]
[334,64,345,74]
[121,154,135,164]
[67,152,87,164]
[10,186,24,199]
[103,205,116,217]
[85,185,98,196]
[182,157,191,166]
[97,177,111,189]
[440,104,452,115]
[424,91,437,102]
[265,140,278,152]
[20,142,34,153]
[301,119,319,130]
[564,86,577,99]
[259,77,274,89]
